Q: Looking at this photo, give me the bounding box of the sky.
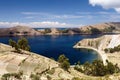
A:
[0,0,120,28]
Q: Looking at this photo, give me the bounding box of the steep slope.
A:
[0,43,120,79]
[0,43,74,79]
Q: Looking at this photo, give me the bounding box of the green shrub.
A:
[104,44,120,53]
[58,54,70,71]
[9,38,30,52]
[30,74,40,80]
[47,68,55,75]
[1,71,23,80]
[74,60,120,76]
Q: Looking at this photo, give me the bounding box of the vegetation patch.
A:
[1,71,23,80]
[9,38,30,53]
[58,54,70,71]
[104,45,120,53]
[74,60,120,76]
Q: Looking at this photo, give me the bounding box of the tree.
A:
[92,60,106,76]
[58,54,70,71]
[9,39,21,53]
[58,54,68,63]
[18,38,30,51]
[9,39,17,48]
[30,74,40,80]
[74,59,120,76]
[106,60,117,74]
[83,61,92,75]
[9,38,30,53]
[74,61,83,72]
[104,48,109,53]
[60,60,70,71]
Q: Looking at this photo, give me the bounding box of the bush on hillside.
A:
[9,38,30,53]
[74,60,120,76]
[58,54,70,71]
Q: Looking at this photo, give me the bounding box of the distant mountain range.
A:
[0,22,120,36]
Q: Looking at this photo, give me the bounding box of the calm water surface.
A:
[0,34,102,64]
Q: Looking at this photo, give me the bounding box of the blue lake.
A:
[0,35,102,65]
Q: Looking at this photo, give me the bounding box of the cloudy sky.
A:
[0,0,120,28]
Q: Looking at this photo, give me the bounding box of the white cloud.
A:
[25,16,34,19]
[89,0,120,13]
[0,21,82,28]
[21,12,84,19]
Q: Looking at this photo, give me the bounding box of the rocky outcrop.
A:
[74,34,120,67]
[0,26,41,36]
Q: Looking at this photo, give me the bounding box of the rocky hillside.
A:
[0,43,120,79]
[0,43,74,80]
[78,22,120,34]
[60,22,120,35]
[0,22,120,36]
[0,26,41,36]
[74,34,120,67]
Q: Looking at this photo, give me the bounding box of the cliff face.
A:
[0,26,41,36]
[74,34,120,67]
[74,35,120,51]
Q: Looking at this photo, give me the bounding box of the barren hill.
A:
[0,26,41,36]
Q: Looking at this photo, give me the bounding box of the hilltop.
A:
[0,26,41,36]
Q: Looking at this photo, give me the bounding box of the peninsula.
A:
[74,34,120,67]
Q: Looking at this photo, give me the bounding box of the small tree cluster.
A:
[30,73,40,80]
[9,38,30,53]
[104,45,120,53]
[1,71,23,80]
[58,54,70,71]
[18,38,30,51]
[74,60,120,76]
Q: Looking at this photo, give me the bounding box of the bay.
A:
[0,34,102,65]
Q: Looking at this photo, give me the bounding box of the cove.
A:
[0,34,102,65]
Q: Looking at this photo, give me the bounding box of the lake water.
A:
[0,34,102,65]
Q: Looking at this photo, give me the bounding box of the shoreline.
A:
[73,46,108,65]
